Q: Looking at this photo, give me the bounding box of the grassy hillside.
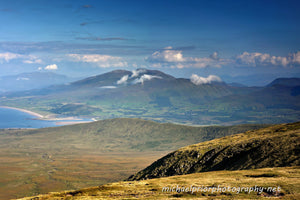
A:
[128,121,300,180]
[15,121,300,200]
[0,118,266,200]
[17,167,300,200]
[0,118,267,152]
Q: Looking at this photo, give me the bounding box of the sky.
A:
[0,0,300,85]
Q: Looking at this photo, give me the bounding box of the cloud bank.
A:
[236,51,300,67]
[145,47,227,68]
[190,74,222,85]
[0,52,42,64]
[68,54,128,68]
[146,47,300,69]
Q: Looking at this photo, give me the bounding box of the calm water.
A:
[0,107,92,129]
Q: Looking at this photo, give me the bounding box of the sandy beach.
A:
[0,106,95,126]
[0,106,44,118]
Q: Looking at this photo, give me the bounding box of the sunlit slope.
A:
[128,121,300,180]
[17,167,300,200]
[0,119,267,200]
[14,121,300,200]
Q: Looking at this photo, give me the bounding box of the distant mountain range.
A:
[0,72,77,92]
[0,69,299,125]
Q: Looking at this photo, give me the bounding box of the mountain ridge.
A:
[127,121,300,181]
[1,69,300,125]
[0,71,76,92]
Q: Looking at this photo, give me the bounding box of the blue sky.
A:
[0,0,300,85]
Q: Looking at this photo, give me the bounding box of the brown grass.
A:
[16,167,300,200]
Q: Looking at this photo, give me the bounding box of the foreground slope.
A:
[17,167,300,200]
[128,121,300,180]
[0,118,266,200]
[16,121,300,200]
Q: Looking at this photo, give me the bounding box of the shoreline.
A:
[0,106,96,124]
[0,106,44,118]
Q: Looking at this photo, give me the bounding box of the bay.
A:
[0,107,92,129]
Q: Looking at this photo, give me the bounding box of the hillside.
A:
[0,118,267,200]
[267,77,300,87]
[0,118,267,152]
[12,121,300,200]
[17,167,300,200]
[128,121,300,180]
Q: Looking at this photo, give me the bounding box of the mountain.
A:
[0,69,235,123]
[0,118,267,199]
[71,68,175,88]
[127,121,300,181]
[0,69,299,125]
[0,72,76,92]
[267,77,300,87]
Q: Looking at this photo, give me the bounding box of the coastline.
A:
[0,106,44,118]
[0,106,96,125]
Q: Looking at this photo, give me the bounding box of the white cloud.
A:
[190,74,222,85]
[131,69,146,78]
[68,54,128,68]
[117,75,129,84]
[0,52,22,62]
[146,47,184,63]
[16,77,30,81]
[133,74,162,84]
[100,86,117,89]
[23,58,43,64]
[146,47,227,68]
[45,64,58,70]
[0,52,42,64]
[236,51,300,67]
[147,48,300,69]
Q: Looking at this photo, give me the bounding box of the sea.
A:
[0,107,92,129]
